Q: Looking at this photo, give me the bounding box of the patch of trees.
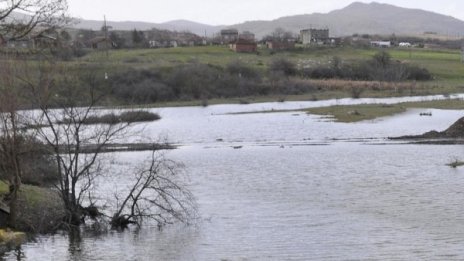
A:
[110,61,266,103]
[301,51,432,82]
[107,51,432,105]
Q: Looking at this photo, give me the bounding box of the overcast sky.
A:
[67,0,464,25]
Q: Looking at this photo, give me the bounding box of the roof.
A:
[221,29,239,34]
[87,36,111,44]
[233,39,256,45]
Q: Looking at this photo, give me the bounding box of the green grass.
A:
[82,45,464,86]
[8,45,464,108]
[0,181,51,207]
[307,98,464,122]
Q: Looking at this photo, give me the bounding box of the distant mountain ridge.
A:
[71,2,464,38]
[231,2,464,38]
[71,18,224,37]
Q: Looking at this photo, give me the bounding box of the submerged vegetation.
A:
[447,160,464,168]
[58,111,161,125]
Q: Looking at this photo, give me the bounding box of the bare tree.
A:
[0,0,68,40]
[111,150,197,229]
[263,27,294,42]
[21,64,129,225]
[0,60,24,228]
[18,61,197,229]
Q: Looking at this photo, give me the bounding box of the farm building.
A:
[88,36,113,49]
[300,28,329,45]
[230,39,257,53]
[221,29,239,44]
[371,41,391,48]
[239,31,255,41]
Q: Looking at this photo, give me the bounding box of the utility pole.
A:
[104,15,109,59]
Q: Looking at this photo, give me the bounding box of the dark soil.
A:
[390,117,464,141]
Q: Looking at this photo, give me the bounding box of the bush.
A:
[0,136,58,186]
[59,111,160,125]
[167,63,221,99]
[270,57,297,77]
[406,65,433,81]
[226,60,260,80]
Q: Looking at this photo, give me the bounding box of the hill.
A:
[71,18,223,37]
[70,2,464,39]
[230,2,464,38]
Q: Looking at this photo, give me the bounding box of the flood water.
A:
[4,96,464,260]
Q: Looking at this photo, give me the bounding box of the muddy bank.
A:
[60,143,176,154]
[390,116,464,144]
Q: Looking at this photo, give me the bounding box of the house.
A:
[6,38,33,49]
[148,29,204,48]
[230,39,257,53]
[221,29,239,44]
[149,40,177,48]
[88,36,113,49]
[371,41,391,48]
[300,28,329,45]
[239,31,255,41]
[33,34,58,49]
[266,40,295,50]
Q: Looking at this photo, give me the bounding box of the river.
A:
[4,96,464,260]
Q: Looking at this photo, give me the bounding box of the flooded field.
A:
[5,96,464,260]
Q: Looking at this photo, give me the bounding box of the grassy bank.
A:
[0,182,64,233]
[307,99,464,122]
[4,45,464,108]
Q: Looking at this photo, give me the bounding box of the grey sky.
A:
[67,0,464,25]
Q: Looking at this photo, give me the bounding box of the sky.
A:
[67,0,464,25]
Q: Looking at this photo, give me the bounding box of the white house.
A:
[371,41,391,48]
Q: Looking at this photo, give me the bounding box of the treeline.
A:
[302,51,432,81]
[108,51,432,104]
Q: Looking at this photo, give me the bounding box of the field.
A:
[4,44,464,107]
[82,45,464,83]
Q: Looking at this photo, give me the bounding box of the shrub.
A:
[59,111,160,125]
[0,136,59,186]
[226,60,260,80]
[269,57,297,77]
[406,65,433,81]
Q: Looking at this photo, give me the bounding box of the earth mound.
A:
[391,117,464,140]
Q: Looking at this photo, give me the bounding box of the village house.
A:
[300,28,329,45]
[87,36,113,49]
[221,29,239,44]
[239,31,255,41]
[149,40,178,48]
[1,30,63,50]
[6,38,33,49]
[230,38,257,53]
[266,38,296,50]
[148,29,205,48]
[371,41,391,48]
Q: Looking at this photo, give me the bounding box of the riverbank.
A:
[0,182,65,234]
